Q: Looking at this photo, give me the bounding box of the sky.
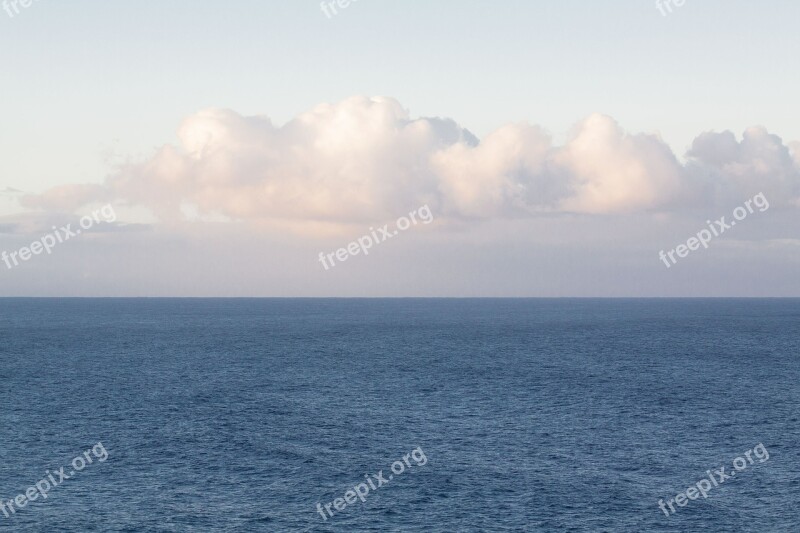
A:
[1,0,799,296]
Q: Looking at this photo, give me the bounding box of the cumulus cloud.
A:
[22,96,800,226]
[687,127,800,208]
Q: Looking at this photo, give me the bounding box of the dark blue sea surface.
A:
[0,299,798,532]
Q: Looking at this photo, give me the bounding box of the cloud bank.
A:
[23,96,800,226]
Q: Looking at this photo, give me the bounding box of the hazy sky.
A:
[1,0,799,296]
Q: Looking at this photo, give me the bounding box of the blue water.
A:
[0,299,798,532]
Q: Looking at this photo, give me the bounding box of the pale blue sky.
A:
[2,1,799,296]
[2,0,799,197]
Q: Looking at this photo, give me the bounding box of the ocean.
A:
[0,298,798,532]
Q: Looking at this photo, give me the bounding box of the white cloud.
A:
[22,96,800,228]
[687,127,800,208]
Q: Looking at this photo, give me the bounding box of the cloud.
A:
[687,127,800,208]
[555,115,688,214]
[21,96,800,226]
[23,184,110,213]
